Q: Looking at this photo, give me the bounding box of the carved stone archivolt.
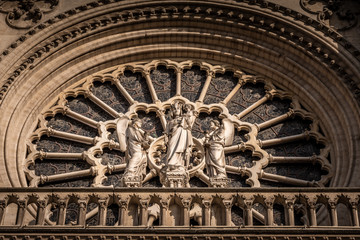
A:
[24,59,332,188]
[0,0,59,29]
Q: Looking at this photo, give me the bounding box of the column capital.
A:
[328,201,337,209]
[285,199,295,209]
[119,200,128,210]
[58,200,67,210]
[160,200,169,210]
[18,200,26,209]
[182,199,191,209]
[78,199,87,209]
[139,199,149,208]
[207,70,216,78]
[244,200,253,209]
[38,200,47,209]
[202,200,211,209]
[98,199,108,210]
[223,200,233,210]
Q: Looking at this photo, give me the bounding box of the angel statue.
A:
[182,103,197,167]
[116,116,152,187]
[164,101,196,171]
[204,120,227,178]
[204,118,234,188]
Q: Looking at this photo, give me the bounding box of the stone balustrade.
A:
[0,188,359,229]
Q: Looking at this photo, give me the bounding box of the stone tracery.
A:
[25,59,332,188]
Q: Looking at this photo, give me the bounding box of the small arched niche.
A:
[3,202,18,225]
[168,197,183,226]
[211,198,225,226]
[127,197,141,226]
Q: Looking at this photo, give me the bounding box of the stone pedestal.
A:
[122,174,142,187]
[209,176,229,188]
[160,168,189,187]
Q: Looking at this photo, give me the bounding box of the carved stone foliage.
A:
[25,60,332,188]
[300,0,360,31]
[0,0,59,29]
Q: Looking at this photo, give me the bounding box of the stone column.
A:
[98,199,108,226]
[57,200,67,225]
[265,200,274,226]
[0,201,6,225]
[183,200,191,226]
[78,200,87,226]
[36,200,47,225]
[160,200,169,226]
[285,199,295,226]
[244,200,253,227]
[16,201,26,226]
[308,202,317,227]
[351,201,359,227]
[176,68,182,96]
[203,200,211,226]
[140,200,148,226]
[223,200,232,226]
[329,201,338,226]
[118,200,128,226]
[197,71,215,103]
[143,71,159,103]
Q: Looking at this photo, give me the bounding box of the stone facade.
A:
[0,0,359,239]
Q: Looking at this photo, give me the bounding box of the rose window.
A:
[25,60,332,188]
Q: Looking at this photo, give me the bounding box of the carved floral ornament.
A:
[0,0,59,29]
[300,0,359,31]
[25,60,333,188]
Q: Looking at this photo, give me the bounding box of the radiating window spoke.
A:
[25,60,332,188]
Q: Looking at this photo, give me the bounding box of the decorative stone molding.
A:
[0,187,346,230]
[0,0,59,29]
[0,0,359,109]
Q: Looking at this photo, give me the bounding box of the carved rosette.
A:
[0,0,59,29]
[24,59,332,188]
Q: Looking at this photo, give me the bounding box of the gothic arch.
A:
[0,0,359,189]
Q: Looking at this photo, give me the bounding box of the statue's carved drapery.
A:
[25,60,332,189]
[120,117,152,187]
[165,101,193,171]
[205,119,227,178]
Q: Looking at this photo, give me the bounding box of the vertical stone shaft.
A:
[16,201,26,226]
[78,200,87,226]
[203,201,211,226]
[58,200,67,225]
[351,204,359,226]
[330,203,338,226]
[309,203,317,227]
[98,200,107,226]
[197,72,214,103]
[36,201,46,225]
[176,70,182,96]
